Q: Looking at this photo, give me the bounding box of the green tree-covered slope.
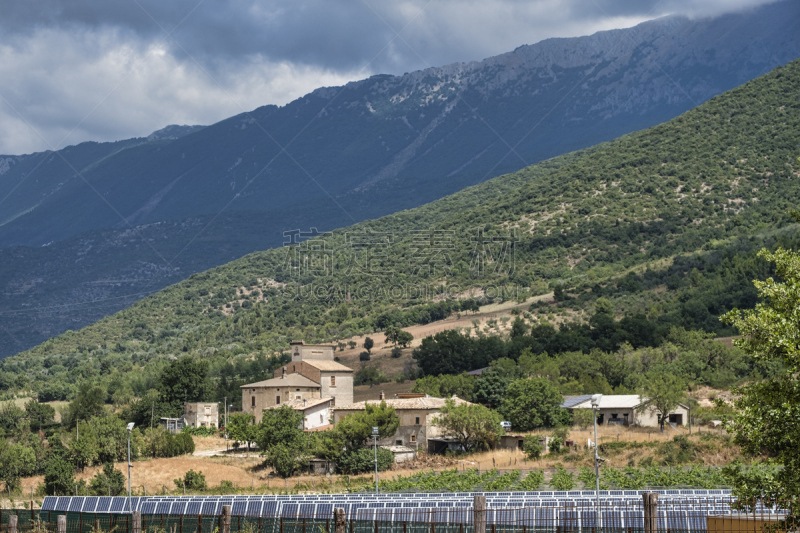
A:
[1,59,799,403]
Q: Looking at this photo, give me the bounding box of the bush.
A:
[523,438,543,460]
[549,465,575,490]
[182,426,218,437]
[337,447,393,475]
[359,351,370,361]
[175,469,206,491]
[391,347,403,358]
[220,480,234,492]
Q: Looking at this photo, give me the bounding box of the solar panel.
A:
[68,498,85,512]
[41,497,57,511]
[201,501,217,515]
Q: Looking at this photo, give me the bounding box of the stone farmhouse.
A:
[333,392,474,452]
[241,341,353,428]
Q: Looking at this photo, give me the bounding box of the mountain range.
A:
[1,0,799,358]
[2,52,798,401]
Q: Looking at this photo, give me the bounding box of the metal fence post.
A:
[335,509,347,533]
[58,515,67,533]
[474,496,486,533]
[222,506,232,533]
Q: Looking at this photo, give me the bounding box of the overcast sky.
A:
[0,0,780,155]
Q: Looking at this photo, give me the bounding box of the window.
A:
[410,434,416,443]
[320,414,324,423]
[395,440,403,446]
[296,388,300,392]
[276,396,281,404]
[415,417,420,425]
[331,376,336,387]
[296,396,301,400]
[251,397,255,407]
[293,365,296,372]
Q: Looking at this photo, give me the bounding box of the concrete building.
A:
[241,340,353,424]
[562,394,689,427]
[332,392,474,452]
[184,402,219,428]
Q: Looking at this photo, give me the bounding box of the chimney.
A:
[380,390,385,400]
[282,367,286,379]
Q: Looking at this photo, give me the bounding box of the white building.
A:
[562,394,689,427]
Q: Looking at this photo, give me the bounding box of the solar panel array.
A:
[42,490,743,524]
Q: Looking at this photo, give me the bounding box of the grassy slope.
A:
[1,59,799,394]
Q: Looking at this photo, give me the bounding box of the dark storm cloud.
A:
[0,0,783,154]
[0,0,782,74]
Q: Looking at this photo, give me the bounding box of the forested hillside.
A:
[1,1,798,358]
[1,58,798,409]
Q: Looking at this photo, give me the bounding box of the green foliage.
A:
[523,438,543,460]
[411,373,476,400]
[25,399,55,432]
[158,356,212,416]
[89,463,127,496]
[335,401,400,453]
[484,469,520,491]
[572,409,595,429]
[337,447,393,475]
[256,405,307,477]
[518,470,545,491]
[433,398,503,452]
[227,413,256,449]
[363,338,374,353]
[175,469,206,491]
[359,352,370,362]
[638,373,686,431]
[501,378,565,431]
[44,455,75,496]
[142,427,194,458]
[549,465,575,490]
[65,383,106,427]
[0,438,36,492]
[354,367,388,386]
[720,239,800,503]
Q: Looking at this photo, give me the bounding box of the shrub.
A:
[549,465,575,490]
[337,447,393,475]
[175,469,206,491]
[44,456,75,496]
[359,352,370,362]
[391,347,403,358]
[523,438,543,460]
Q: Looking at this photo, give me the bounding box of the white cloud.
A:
[0,27,362,154]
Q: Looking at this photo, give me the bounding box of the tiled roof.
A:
[302,360,353,372]
[241,374,320,388]
[335,395,472,411]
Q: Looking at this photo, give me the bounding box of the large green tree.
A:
[158,356,212,415]
[256,406,307,477]
[228,413,256,451]
[500,378,565,431]
[637,372,686,432]
[433,399,503,452]
[335,401,400,453]
[721,237,800,504]
[65,383,106,427]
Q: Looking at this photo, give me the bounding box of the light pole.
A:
[372,427,379,494]
[590,394,603,529]
[126,422,135,514]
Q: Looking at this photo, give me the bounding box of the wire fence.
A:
[1,497,795,533]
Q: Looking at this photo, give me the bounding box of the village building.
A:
[332,392,474,452]
[241,341,353,424]
[561,394,690,427]
[183,402,219,428]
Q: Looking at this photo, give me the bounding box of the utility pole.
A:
[372,427,379,494]
[591,394,604,530]
[126,423,135,515]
